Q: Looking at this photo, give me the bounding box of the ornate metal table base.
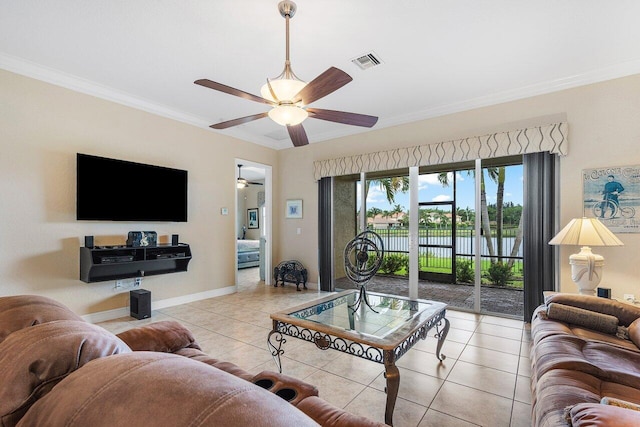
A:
[349,285,379,313]
[267,311,450,426]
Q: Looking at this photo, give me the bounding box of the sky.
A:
[359,164,524,213]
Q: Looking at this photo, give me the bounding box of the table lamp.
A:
[549,217,623,295]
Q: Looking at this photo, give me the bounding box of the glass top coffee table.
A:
[267,289,449,426]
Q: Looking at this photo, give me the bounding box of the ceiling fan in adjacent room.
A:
[195,0,378,147]
[237,164,264,188]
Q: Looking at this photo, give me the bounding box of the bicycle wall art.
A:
[583,165,640,233]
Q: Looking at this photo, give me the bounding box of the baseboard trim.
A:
[82,285,237,323]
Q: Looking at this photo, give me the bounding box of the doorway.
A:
[235,159,272,287]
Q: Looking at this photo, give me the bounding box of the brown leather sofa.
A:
[0,295,384,427]
[531,293,640,426]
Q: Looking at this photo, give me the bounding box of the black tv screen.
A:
[76,153,188,222]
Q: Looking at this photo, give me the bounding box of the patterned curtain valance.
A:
[313,122,568,180]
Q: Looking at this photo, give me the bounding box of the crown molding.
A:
[3,52,640,150]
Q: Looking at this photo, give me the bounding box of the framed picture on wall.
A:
[583,165,640,233]
[286,199,303,219]
[247,208,259,229]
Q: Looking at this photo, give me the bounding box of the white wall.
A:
[0,69,278,315]
[3,67,640,315]
[276,74,640,301]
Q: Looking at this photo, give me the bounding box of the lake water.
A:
[378,235,523,258]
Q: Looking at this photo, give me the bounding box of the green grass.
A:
[382,256,524,289]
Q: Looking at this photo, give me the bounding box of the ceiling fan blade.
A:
[195,79,275,106]
[247,181,264,186]
[287,124,309,147]
[210,112,269,129]
[292,67,352,105]
[307,108,378,128]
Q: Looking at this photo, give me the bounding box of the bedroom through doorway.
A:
[235,160,272,288]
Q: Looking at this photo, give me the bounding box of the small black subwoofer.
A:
[130,289,151,319]
[597,287,611,298]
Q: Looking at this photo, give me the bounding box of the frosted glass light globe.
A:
[268,105,308,126]
[260,79,306,103]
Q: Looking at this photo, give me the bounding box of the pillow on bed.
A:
[547,302,619,335]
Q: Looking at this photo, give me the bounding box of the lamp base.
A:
[569,246,604,296]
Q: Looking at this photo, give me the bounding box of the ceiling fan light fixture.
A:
[268,104,308,126]
[260,78,306,103]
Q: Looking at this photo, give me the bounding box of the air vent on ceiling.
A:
[351,51,383,70]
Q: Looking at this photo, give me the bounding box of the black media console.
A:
[80,243,192,283]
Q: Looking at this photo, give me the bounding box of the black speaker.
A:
[130,289,151,319]
[172,234,179,245]
[84,235,94,248]
[597,287,611,298]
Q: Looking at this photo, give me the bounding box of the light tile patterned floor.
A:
[97,268,532,427]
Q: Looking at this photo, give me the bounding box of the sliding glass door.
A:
[328,157,525,319]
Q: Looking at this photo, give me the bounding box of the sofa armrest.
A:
[545,293,640,326]
[297,396,386,427]
[251,370,319,406]
[116,320,201,353]
[174,347,255,381]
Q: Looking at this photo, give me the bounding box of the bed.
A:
[237,239,260,269]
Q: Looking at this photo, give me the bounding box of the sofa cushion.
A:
[0,320,130,427]
[570,402,640,427]
[547,303,619,335]
[544,293,640,327]
[532,334,640,388]
[0,295,82,344]
[16,352,320,427]
[532,369,640,427]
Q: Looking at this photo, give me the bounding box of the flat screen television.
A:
[77,153,188,222]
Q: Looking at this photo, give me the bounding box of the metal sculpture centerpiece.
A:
[343,230,384,312]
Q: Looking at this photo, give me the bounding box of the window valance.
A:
[313,122,567,180]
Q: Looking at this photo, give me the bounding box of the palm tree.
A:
[367,207,382,218]
[391,204,404,219]
[438,170,497,257]
[364,177,409,205]
[495,167,506,262]
[507,210,524,269]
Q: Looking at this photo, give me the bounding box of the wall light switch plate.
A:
[624,294,635,302]
[221,207,228,215]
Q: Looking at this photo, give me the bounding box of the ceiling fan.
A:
[237,164,264,188]
[195,0,378,147]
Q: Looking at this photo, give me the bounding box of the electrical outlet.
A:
[624,294,635,302]
[115,280,123,289]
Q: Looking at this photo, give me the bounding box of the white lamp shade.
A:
[260,79,306,103]
[268,105,308,126]
[549,217,624,247]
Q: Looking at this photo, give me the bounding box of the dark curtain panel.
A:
[318,177,333,292]
[523,152,557,321]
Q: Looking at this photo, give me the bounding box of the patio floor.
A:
[335,275,524,318]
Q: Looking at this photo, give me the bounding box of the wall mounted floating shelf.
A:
[80,242,192,283]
